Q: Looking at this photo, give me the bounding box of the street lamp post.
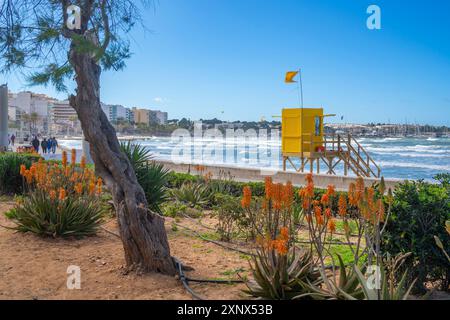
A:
[0,84,9,151]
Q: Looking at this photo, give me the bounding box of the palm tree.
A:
[21,113,33,136]
[30,112,39,133]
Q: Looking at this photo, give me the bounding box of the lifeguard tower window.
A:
[315,116,321,136]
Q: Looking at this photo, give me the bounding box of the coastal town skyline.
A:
[5,88,450,130]
[2,0,450,126]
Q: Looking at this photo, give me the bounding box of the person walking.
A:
[47,137,53,153]
[41,138,48,154]
[51,137,58,154]
[32,136,40,153]
[10,134,15,146]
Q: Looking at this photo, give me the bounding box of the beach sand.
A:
[0,200,248,300]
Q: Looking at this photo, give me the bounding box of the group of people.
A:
[31,136,58,154]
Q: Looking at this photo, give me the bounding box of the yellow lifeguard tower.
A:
[281,107,380,178]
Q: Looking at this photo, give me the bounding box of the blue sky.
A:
[3,0,450,125]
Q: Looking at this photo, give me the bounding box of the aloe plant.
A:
[354,253,416,300]
[302,254,365,300]
[245,249,322,300]
[8,189,105,237]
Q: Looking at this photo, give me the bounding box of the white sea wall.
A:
[156,159,402,191]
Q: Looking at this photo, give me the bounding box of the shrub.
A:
[7,150,105,237]
[382,178,450,292]
[213,193,244,241]
[120,142,170,213]
[0,153,41,194]
[162,202,188,218]
[166,172,200,189]
[7,190,104,237]
[166,171,347,213]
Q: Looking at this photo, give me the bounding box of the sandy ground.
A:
[0,200,249,300]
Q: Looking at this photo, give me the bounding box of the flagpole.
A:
[299,68,304,109]
[298,68,304,166]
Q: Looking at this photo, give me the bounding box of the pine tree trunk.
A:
[68,42,176,275]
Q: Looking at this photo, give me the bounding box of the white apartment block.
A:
[153,110,168,125]
[101,104,133,123]
[8,91,51,134]
[8,91,49,117]
[49,100,81,135]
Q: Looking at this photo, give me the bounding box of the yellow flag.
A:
[285,71,299,83]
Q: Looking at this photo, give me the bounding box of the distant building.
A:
[6,90,168,135]
[8,91,49,117]
[101,103,110,121]
[109,105,129,122]
[50,100,78,122]
[132,107,151,125]
[49,100,81,134]
[8,91,51,134]
[8,105,18,122]
[132,107,168,125]
[152,110,168,125]
[101,104,133,123]
[126,108,134,123]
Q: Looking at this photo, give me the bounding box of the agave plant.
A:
[171,182,211,208]
[433,220,450,263]
[120,142,170,213]
[354,253,416,300]
[302,254,365,300]
[120,141,152,170]
[245,248,322,300]
[138,161,170,213]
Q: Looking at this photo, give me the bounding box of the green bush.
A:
[6,190,105,237]
[167,172,200,189]
[0,153,41,195]
[382,177,450,292]
[166,171,346,212]
[162,202,188,218]
[213,193,244,241]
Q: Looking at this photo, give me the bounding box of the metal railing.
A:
[324,133,380,178]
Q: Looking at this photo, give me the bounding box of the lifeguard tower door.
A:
[282,108,324,156]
